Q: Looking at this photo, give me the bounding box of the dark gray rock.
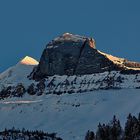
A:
[30,33,140,80]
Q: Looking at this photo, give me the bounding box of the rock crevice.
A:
[73,38,88,75]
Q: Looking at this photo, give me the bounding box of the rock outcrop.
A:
[30,33,140,80]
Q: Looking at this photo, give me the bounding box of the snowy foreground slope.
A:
[0,89,140,140]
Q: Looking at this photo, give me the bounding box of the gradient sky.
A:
[0,0,140,72]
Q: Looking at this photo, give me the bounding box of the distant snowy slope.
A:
[98,50,140,70]
[20,56,39,65]
[0,89,140,140]
[0,56,38,88]
[98,50,125,65]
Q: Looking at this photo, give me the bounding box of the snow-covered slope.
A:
[1,69,140,97]
[98,50,125,65]
[42,71,140,94]
[98,50,140,70]
[0,56,38,89]
[0,89,140,140]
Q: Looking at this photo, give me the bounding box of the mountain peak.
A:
[52,33,89,43]
[20,56,39,65]
[62,32,73,36]
[30,33,140,80]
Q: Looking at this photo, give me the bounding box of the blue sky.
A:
[0,0,140,72]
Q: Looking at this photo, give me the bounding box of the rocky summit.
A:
[30,33,140,80]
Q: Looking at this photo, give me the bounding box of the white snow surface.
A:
[0,56,37,89]
[0,89,140,140]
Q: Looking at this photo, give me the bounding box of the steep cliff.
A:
[29,33,140,80]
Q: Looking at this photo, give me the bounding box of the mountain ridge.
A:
[30,33,140,80]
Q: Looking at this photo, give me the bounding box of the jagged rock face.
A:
[31,33,140,80]
[32,33,113,79]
